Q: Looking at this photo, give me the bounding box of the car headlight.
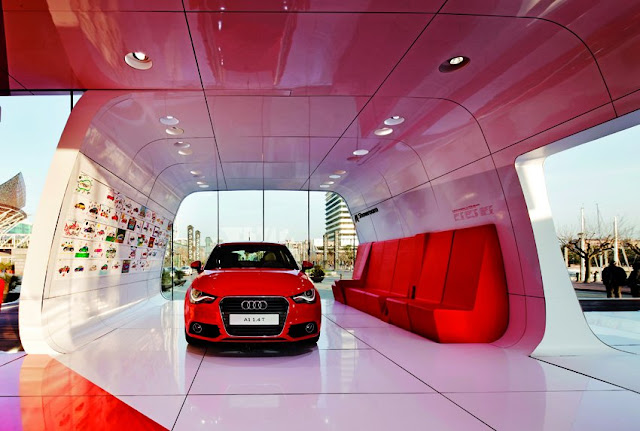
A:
[189,288,216,304]
[292,288,316,304]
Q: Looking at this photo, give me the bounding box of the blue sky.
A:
[544,124,640,236]
[1,94,638,242]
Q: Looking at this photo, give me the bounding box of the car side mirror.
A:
[301,261,314,271]
[190,260,203,274]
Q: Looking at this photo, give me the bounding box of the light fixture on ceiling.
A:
[324,181,335,185]
[160,116,179,126]
[198,184,209,188]
[166,126,184,135]
[374,127,393,136]
[124,51,152,70]
[190,170,202,176]
[196,181,207,185]
[384,116,405,126]
[329,174,341,179]
[178,148,192,156]
[439,56,470,73]
[334,170,347,175]
[319,184,330,188]
[173,141,190,149]
[352,149,369,156]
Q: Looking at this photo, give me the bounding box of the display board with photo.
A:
[54,172,171,280]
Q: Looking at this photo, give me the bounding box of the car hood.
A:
[193,268,314,296]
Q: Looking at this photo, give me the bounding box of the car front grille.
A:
[219,296,289,337]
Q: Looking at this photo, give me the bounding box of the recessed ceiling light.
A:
[124,51,152,70]
[439,56,470,73]
[334,170,347,175]
[173,141,190,149]
[160,116,179,126]
[198,184,210,188]
[196,181,206,185]
[166,126,184,135]
[324,181,335,185]
[319,184,331,188]
[329,174,341,179]
[352,149,369,156]
[190,170,202,176]
[178,148,192,156]
[374,127,393,136]
[384,116,405,126]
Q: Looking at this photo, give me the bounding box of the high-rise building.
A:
[324,193,358,269]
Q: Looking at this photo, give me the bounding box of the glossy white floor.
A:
[5,297,640,430]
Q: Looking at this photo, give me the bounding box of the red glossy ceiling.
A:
[1,1,639,204]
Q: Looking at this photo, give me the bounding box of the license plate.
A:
[229,314,279,325]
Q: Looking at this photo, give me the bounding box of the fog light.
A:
[191,322,203,334]
[305,322,316,334]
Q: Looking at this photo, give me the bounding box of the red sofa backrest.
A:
[352,243,372,280]
[414,231,453,304]
[441,224,505,310]
[390,234,427,296]
[365,239,399,292]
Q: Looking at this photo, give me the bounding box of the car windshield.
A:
[204,244,299,270]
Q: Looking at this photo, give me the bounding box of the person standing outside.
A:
[627,262,640,298]
[602,260,628,298]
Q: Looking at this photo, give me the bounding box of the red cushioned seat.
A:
[407,224,509,343]
[332,243,371,303]
[386,231,453,330]
[344,239,398,315]
[361,234,426,320]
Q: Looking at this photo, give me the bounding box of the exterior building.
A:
[324,193,358,269]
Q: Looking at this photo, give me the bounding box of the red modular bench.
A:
[342,239,398,315]
[333,224,509,343]
[359,234,426,320]
[386,231,453,331]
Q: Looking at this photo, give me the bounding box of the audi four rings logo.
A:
[241,300,268,310]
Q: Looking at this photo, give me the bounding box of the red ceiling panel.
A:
[378,14,611,152]
[443,0,640,101]
[188,12,430,95]
[4,11,200,89]
[2,0,183,11]
[185,0,444,13]
[263,137,308,163]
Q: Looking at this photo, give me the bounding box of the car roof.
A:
[218,242,286,247]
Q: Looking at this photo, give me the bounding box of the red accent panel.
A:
[331,282,346,304]
[390,235,425,296]
[352,243,371,280]
[331,243,372,303]
[11,355,167,430]
[414,231,453,304]
[440,228,485,310]
[408,225,509,343]
[368,239,399,293]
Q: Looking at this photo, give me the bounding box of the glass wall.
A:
[0,92,81,352]
[164,191,358,300]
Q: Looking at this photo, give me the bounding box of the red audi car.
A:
[184,242,321,345]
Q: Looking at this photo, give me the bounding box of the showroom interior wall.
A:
[8,4,640,356]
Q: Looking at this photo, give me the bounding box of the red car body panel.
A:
[184,245,321,343]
